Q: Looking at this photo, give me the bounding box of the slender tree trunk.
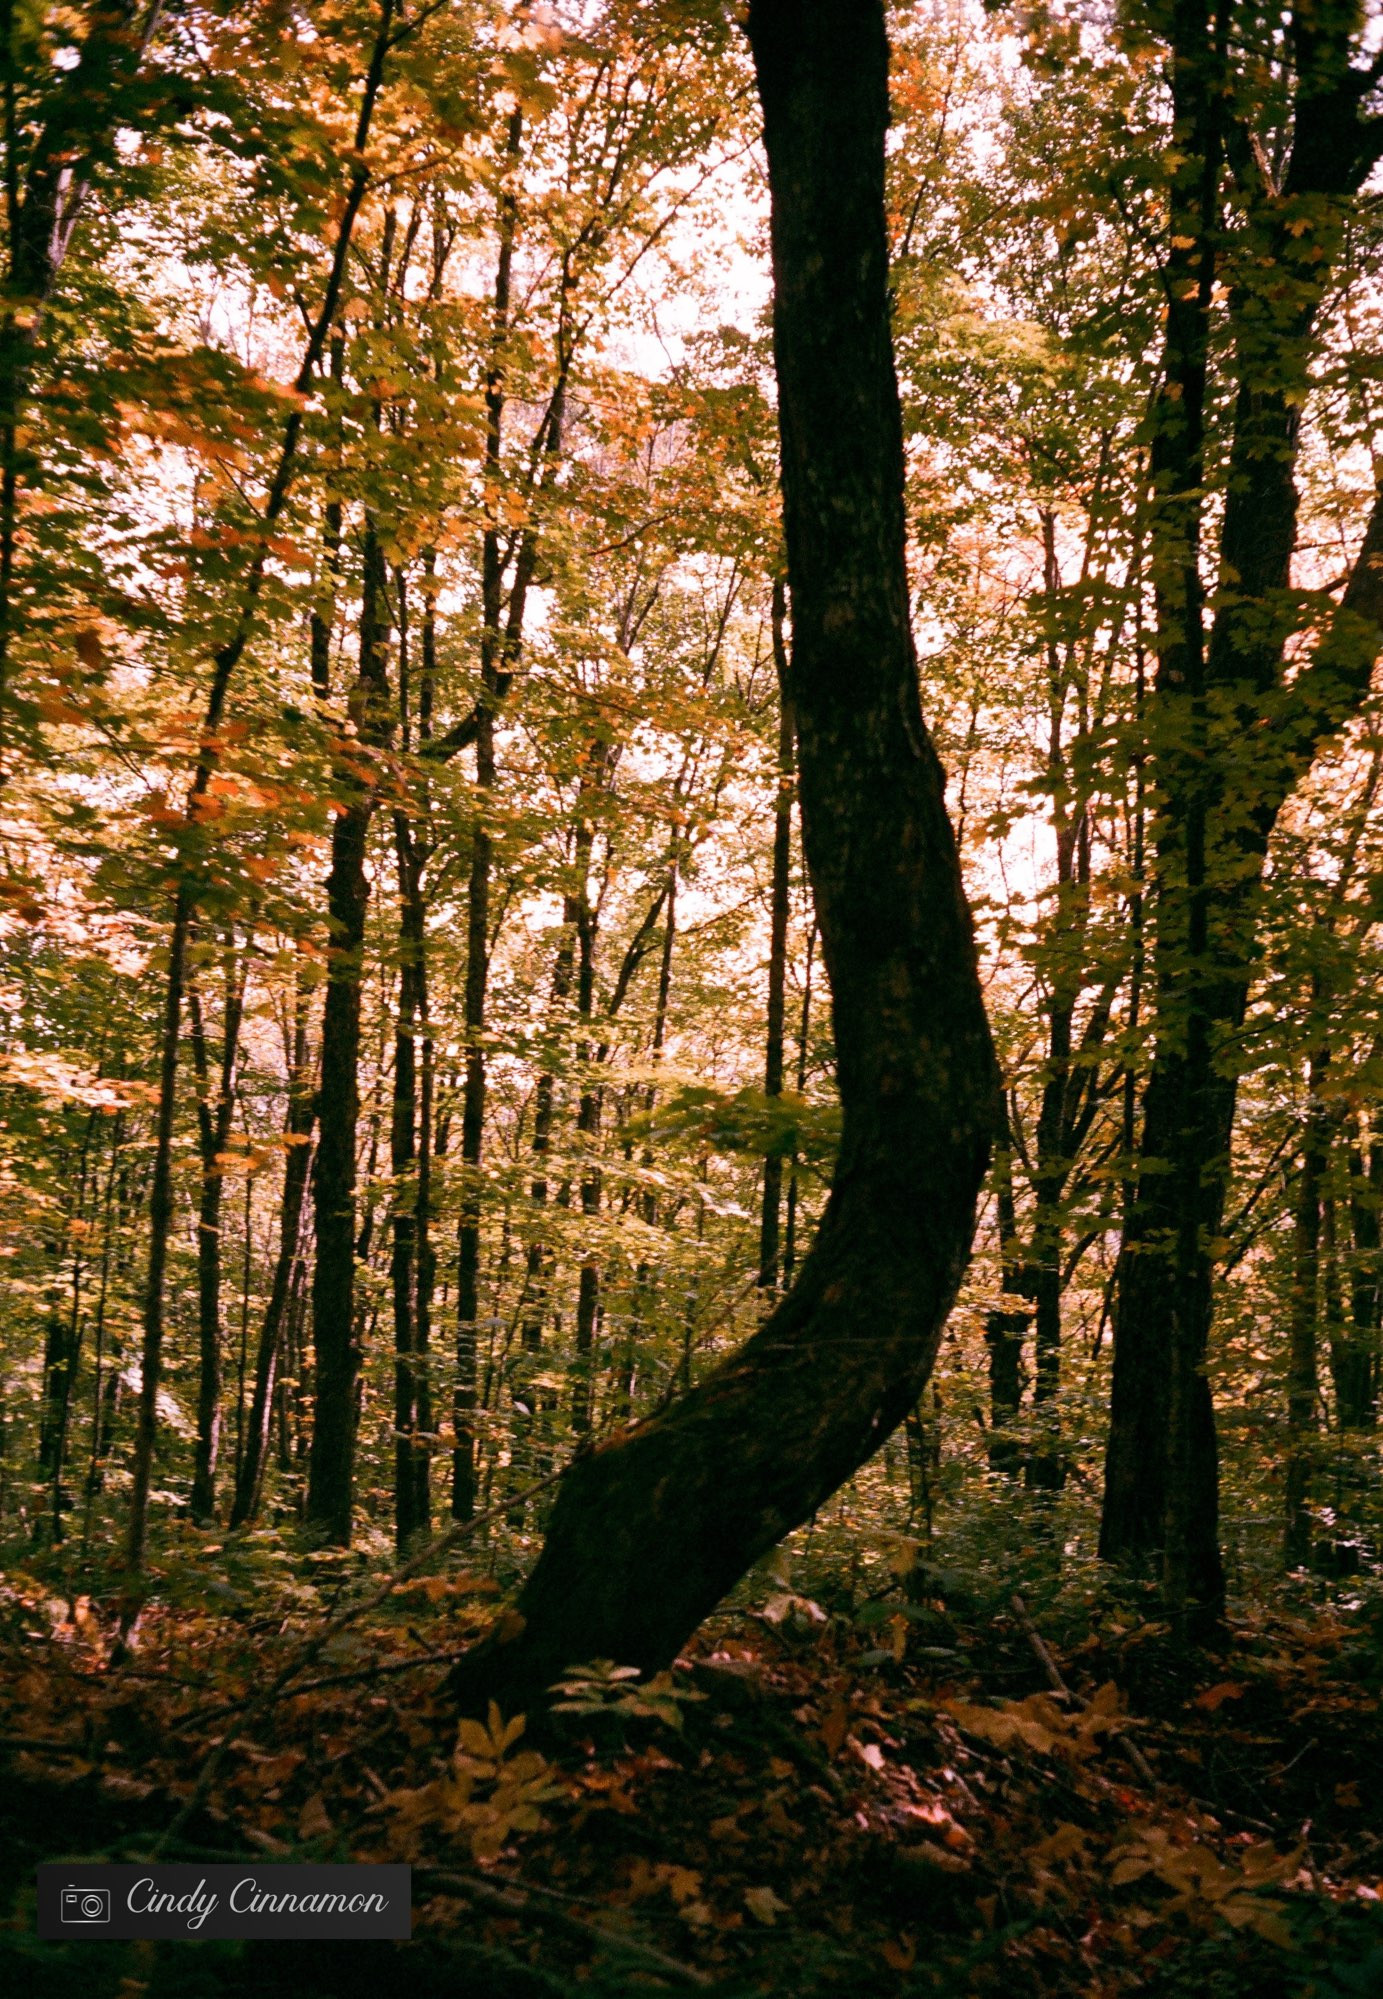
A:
[449,0,997,1708]
[309,337,346,698]
[454,109,568,1515]
[82,1110,123,1517]
[570,853,601,1438]
[1338,1116,1381,1428]
[985,1126,1029,1477]
[38,1108,97,1484]
[187,937,249,1524]
[1285,1050,1329,1568]
[759,575,795,1295]
[409,556,439,1538]
[230,987,314,1529]
[453,753,489,1524]
[783,917,816,1288]
[306,520,392,1545]
[122,0,394,1578]
[44,1108,103,1540]
[453,113,522,1522]
[392,808,429,1549]
[125,882,192,1573]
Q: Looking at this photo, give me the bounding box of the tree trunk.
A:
[230,986,315,1529]
[453,108,526,1521]
[449,0,997,1709]
[392,807,430,1549]
[82,1109,124,1516]
[124,881,192,1573]
[984,1126,1029,1477]
[758,575,795,1295]
[1338,1116,1381,1428]
[306,520,392,1545]
[507,878,581,1520]
[782,917,816,1288]
[308,336,346,697]
[187,938,249,1524]
[569,844,601,1438]
[1285,1051,1329,1568]
[121,0,395,1579]
[1099,5,1383,1628]
[38,1105,97,1491]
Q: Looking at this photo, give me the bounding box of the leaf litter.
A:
[2,1567,1382,1996]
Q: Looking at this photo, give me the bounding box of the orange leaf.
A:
[297,1793,332,1839]
[820,1699,850,1757]
[1193,1681,1244,1711]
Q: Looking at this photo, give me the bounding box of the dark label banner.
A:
[36,1864,412,1940]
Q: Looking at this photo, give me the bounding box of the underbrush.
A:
[2,1495,1382,1997]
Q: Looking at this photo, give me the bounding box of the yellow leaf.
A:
[744,1886,788,1926]
[1031,1822,1088,1865]
[457,1718,493,1759]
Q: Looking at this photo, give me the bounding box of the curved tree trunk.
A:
[449,0,998,1712]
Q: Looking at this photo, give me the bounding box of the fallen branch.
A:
[173,1645,474,1730]
[0,1733,92,1758]
[1010,1593,1159,1791]
[417,1866,714,1988]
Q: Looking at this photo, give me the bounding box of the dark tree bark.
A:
[1099,5,1383,1628]
[758,575,795,1295]
[506,860,583,1519]
[82,1108,124,1515]
[37,1107,97,1480]
[782,916,816,1288]
[1338,1113,1381,1428]
[449,0,998,1711]
[186,936,249,1524]
[308,335,346,698]
[230,982,315,1530]
[568,791,604,1439]
[306,521,392,1545]
[1285,1048,1329,1568]
[391,567,434,1550]
[392,809,431,1547]
[984,1125,1029,1478]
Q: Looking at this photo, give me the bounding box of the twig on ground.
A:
[0,1734,93,1758]
[1010,1593,1159,1791]
[174,1645,474,1729]
[417,1866,714,1988]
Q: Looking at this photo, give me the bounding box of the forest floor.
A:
[2,1548,1382,1998]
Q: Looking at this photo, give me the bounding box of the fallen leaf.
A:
[744,1885,789,1926]
[297,1793,332,1839]
[1192,1681,1244,1712]
[820,1699,850,1758]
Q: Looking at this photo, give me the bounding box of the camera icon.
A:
[59,1885,111,1925]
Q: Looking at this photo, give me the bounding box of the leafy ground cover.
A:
[2,1545,1382,1998]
